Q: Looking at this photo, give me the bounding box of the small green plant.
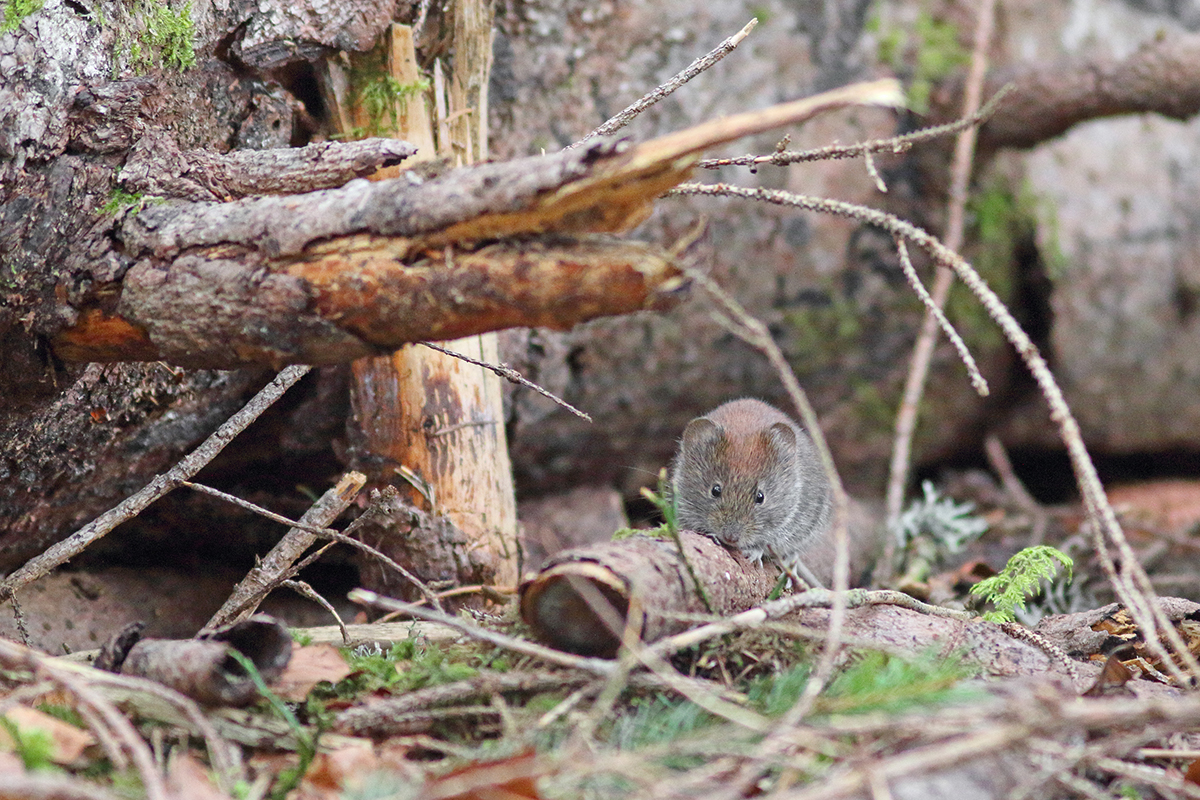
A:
[894,480,988,554]
[1,0,44,33]
[0,715,57,771]
[228,650,317,800]
[970,545,1073,623]
[289,629,314,647]
[613,470,678,542]
[819,650,977,715]
[359,76,430,136]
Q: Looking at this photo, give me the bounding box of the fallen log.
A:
[518,530,777,657]
[51,79,902,368]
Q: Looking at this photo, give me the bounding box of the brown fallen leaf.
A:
[1081,650,1135,698]
[270,645,353,702]
[166,752,234,800]
[421,750,545,800]
[297,742,422,800]
[0,706,94,764]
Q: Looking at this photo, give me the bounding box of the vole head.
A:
[672,414,800,552]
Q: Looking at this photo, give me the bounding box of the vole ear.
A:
[682,417,721,450]
[766,421,796,451]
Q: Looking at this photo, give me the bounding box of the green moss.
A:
[101,188,146,216]
[869,9,970,113]
[1,0,43,33]
[143,0,196,72]
[112,0,196,76]
[359,75,431,137]
[782,291,864,373]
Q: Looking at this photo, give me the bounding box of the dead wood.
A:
[205,472,366,630]
[103,616,292,707]
[951,31,1200,150]
[50,79,901,369]
[118,132,419,201]
[518,531,778,657]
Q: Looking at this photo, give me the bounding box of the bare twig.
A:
[883,0,997,579]
[1000,621,1082,684]
[32,652,168,800]
[411,0,432,37]
[420,341,591,421]
[205,472,367,629]
[568,18,758,148]
[0,365,312,601]
[894,239,988,397]
[183,482,442,611]
[282,579,350,644]
[698,85,1013,169]
[984,433,1049,545]
[349,588,618,675]
[648,587,974,659]
[9,591,30,647]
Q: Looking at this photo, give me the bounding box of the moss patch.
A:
[111,0,196,76]
[867,8,970,113]
[1,0,43,33]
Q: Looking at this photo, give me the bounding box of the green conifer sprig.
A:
[970,545,1073,623]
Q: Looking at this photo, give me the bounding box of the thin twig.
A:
[669,181,1200,683]
[1000,621,1082,684]
[411,0,432,37]
[205,472,366,629]
[649,587,972,659]
[421,341,592,421]
[698,85,1013,169]
[984,433,1049,546]
[41,656,169,800]
[282,580,350,644]
[180,481,443,611]
[894,238,989,396]
[9,591,30,647]
[568,18,758,148]
[883,0,997,579]
[0,365,312,601]
[349,588,618,675]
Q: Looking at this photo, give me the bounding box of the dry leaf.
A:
[0,706,94,764]
[166,752,234,800]
[270,645,352,701]
[421,751,545,800]
[297,742,421,799]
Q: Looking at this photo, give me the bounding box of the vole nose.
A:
[717,525,741,545]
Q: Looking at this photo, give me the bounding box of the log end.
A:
[519,561,631,658]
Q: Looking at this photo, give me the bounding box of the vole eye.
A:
[710,483,722,498]
[755,490,765,504]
